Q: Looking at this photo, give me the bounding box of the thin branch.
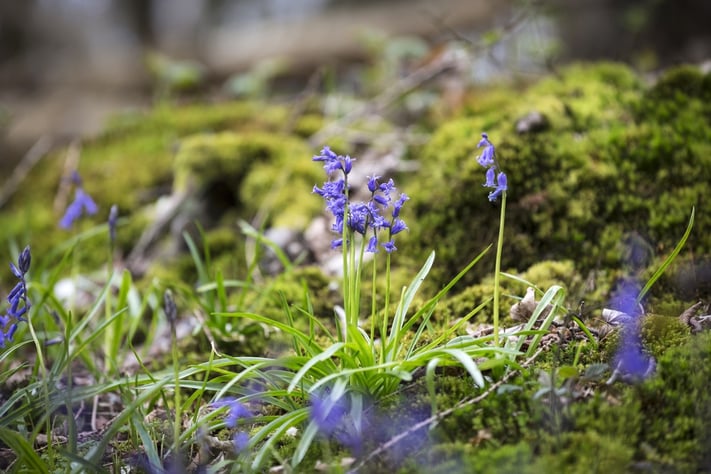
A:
[0,136,53,208]
[309,52,459,147]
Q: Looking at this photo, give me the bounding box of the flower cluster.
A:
[476,133,508,202]
[313,146,408,253]
[60,171,98,229]
[212,398,252,454]
[1,246,31,348]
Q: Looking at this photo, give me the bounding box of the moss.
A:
[0,101,294,283]
[639,314,691,357]
[434,259,593,325]
[173,130,322,230]
[534,431,635,474]
[407,62,710,299]
[632,331,711,471]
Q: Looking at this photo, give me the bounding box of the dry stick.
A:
[53,140,82,214]
[308,4,541,149]
[308,52,459,147]
[0,135,53,208]
[349,347,545,473]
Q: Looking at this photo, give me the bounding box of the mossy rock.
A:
[406,62,710,298]
[434,259,589,325]
[173,130,322,230]
[0,101,294,280]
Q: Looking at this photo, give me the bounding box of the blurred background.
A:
[1,0,710,170]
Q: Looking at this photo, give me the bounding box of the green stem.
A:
[370,251,377,346]
[340,183,350,344]
[171,324,181,453]
[493,191,507,347]
[380,252,391,365]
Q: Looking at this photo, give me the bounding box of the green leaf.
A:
[439,348,485,388]
[288,342,344,393]
[0,427,49,473]
[387,251,435,360]
[637,206,694,302]
[557,365,579,380]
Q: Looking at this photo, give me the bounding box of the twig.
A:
[349,347,545,472]
[53,140,81,214]
[309,52,459,147]
[0,135,53,208]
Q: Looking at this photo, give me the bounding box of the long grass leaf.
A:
[438,348,484,388]
[386,251,435,360]
[0,427,49,473]
[288,342,344,393]
[637,207,694,302]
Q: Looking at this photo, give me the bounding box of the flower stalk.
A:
[476,133,508,346]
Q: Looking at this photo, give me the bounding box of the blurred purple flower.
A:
[1,246,31,348]
[233,431,250,454]
[60,172,98,229]
[309,389,367,455]
[309,390,348,436]
[212,398,252,428]
[487,172,508,202]
[609,280,655,380]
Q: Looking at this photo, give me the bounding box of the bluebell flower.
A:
[476,133,495,167]
[212,398,252,429]
[313,147,408,253]
[476,133,508,202]
[366,236,379,253]
[382,240,397,253]
[390,219,407,235]
[392,193,409,218]
[487,172,508,202]
[484,167,496,188]
[313,146,354,175]
[367,175,380,193]
[1,245,31,348]
[60,172,98,229]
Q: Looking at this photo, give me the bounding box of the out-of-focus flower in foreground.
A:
[607,280,656,382]
[212,397,252,454]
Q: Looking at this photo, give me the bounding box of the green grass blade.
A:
[0,427,50,473]
[386,251,435,360]
[438,348,484,388]
[239,220,294,272]
[637,206,694,303]
[525,286,566,357]
[288,342,344,393]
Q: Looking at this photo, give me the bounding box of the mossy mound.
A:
[0,101,323,284]
[173,130,322,230]
[408,62,711,300]
[382,330,711,474]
